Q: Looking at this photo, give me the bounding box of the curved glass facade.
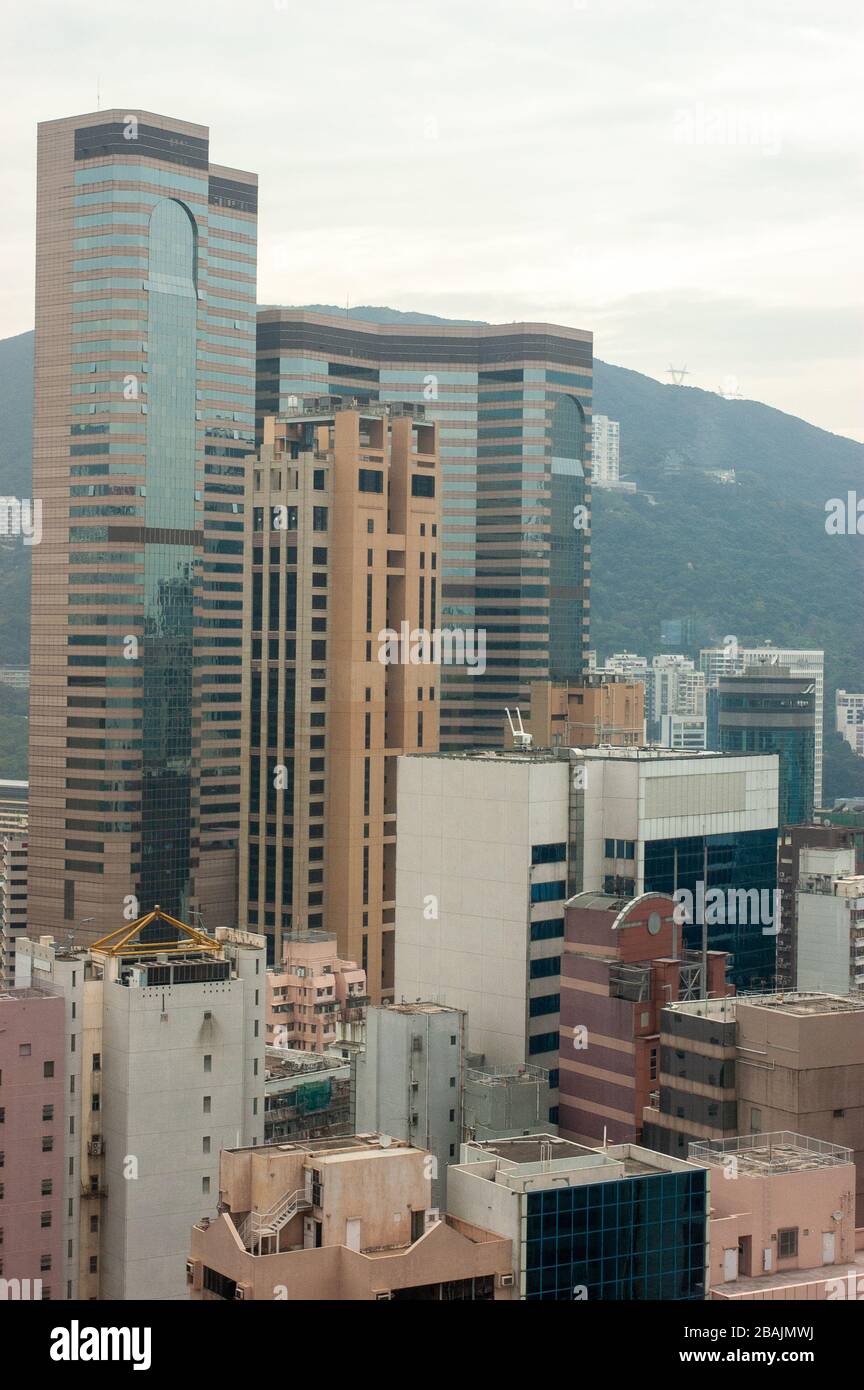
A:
[140,198,198,915]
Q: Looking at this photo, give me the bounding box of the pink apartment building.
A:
[691,1130,864,1299]
[0,986,65,1300]
[266,931,368,1052]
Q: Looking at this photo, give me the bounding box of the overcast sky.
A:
[0,0,861,438]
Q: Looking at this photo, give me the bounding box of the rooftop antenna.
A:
[667,364,690,385]
[505,707,533,750]
[96,74,101,111]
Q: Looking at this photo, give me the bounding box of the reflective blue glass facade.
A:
[644,828,778,990]
[525,1167,708,1300]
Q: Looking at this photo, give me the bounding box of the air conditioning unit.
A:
[375,1291,393,1301]
[411,1035,423,1052]
[185,1260,195,1284]
[234,1285,247,1300]
[500,1273,515,1288]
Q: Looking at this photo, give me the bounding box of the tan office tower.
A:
[29,110,257,944]
[256,310,593,750]
[240,404,439,997]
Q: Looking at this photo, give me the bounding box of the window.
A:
[41,1255,52,1272]
[202,1176,211,1195]
[42,1137,54,1153]
[203,1137,211,1154]
[204,1055,212,1073]
[528,1032,559,1056]
[777,1228,799,1259]
[312,507,328,531]
[411,474,435,497]
[358,468,383,493]
[530,956,560,979]
[203,1096,211,1114]
[89,1215,98,1234]
[92,1053,101,1072]
[750,1108,762,1133]
[89,1256,98,1274]
[531,842,566,865]
[529,993,560,1018]
[19,1044,31,1057]
[530,880,565,904]
[604,838,615,858]
[41,1211,52,1228]
[41,1179,53,1196]
[44,1061,54,1078]
[530,918,564,942]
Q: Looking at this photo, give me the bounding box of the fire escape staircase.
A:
[238,1188,312,1255]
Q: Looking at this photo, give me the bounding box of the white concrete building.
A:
[700,644,824,805]
[15,915,265,1300]
[354,1002,466,1207]
[795,845,864,994]
[602,651,649,683]
[395,752,569,1116]
[836,691,864,758]
[591,414,620,485]
[395,745,780,1092]
[659,713,708,751]
[650,655,706,726]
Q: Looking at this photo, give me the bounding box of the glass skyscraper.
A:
[718,668,816,827]
[29,110,257,943]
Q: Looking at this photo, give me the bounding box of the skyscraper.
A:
[718,667,816,826]
[700,644,824,805]
[255,310,593,750]
[240,404,439,994]
[29,110,258,944]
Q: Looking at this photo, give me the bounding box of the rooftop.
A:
[740,991,864,1016]
[388,1000,464,1015]
[689,1131,854,1175]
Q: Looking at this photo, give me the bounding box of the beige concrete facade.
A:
[513,676,645,748]
[240,406,440,999]
[189,1135,513,1300]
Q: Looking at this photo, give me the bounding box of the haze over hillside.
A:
[2,314,862,792]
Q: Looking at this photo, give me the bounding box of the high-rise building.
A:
[590,414,620,485]
[776,821,864,988]
[29,110,258,946]
[15,912,265,1300]
[558,890,731,1146]
[0,984,66,1300]
[395,750,571,1121]
[718,667,815,826]
[188,1134,514,1300]
[648,654,705,731]
[659,714,707,751]
[794,848,864,994]
[354,1002,466,1208]
[566,746,779,991]
[265,930,367,1052]
[255,309,593,750]
[240,404,439,994]
[0,831,28,986]
[396,744,779,1097]
[836,690,864,758]
[700,644,824,805]
[602,651,649,683]
[0,779,27,835]
[447,1134,709,1300]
